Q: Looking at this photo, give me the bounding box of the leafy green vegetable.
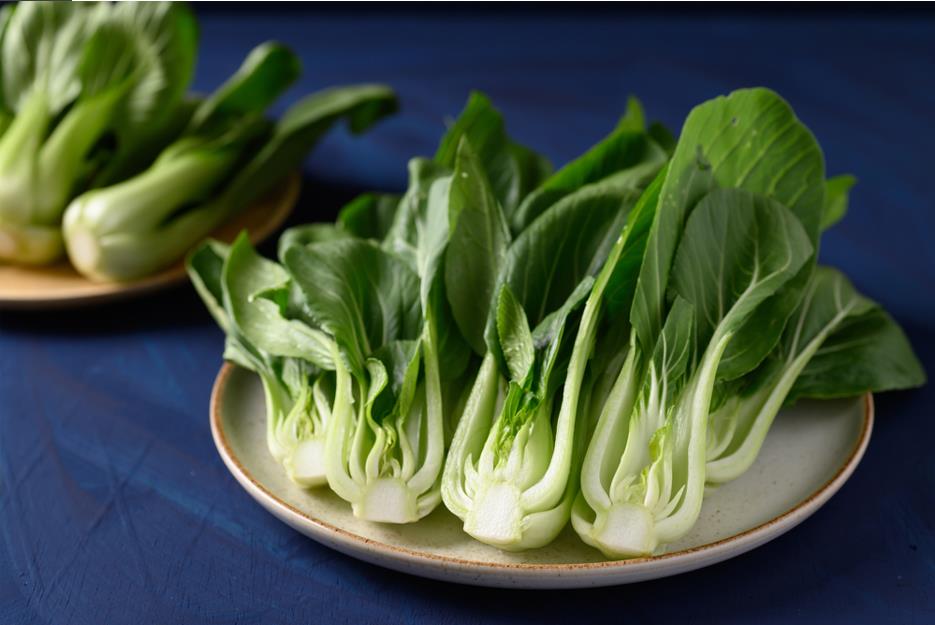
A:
[283,239,443,522]
[0,2,197,264]
[706,266,925,483]
[188,85,924,557]
[435,91,552,219]
[510,97,668,234]
[572,88,825,558]
[820,174,857,232]
[187,235,333,486]
[63,39,397,281]
[442,154,642,549]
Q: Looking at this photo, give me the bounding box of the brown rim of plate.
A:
[210,361,874,571]
[0,173,300,309]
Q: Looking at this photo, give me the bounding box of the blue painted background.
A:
[1,8,933,624]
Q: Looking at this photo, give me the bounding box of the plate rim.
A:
[0,173,300,309]
[210,362,873,577]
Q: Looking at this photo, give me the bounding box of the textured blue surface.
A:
[1,9,934,625]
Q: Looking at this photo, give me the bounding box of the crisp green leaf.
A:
[190,42,300,131]
[223,233,333,369]
[283,238,422,376]
[631,87,825,360]
[444,137,511,355]
[790,307,926,400]
[494,183,633,339]
[277,223,353,261]
[496,285,535,381]
[435,91,545,215]
[616,96,646,133]
[1,2,92,114]
[186,240,232,334]
[220,84,397,214]
[529,277,595,398]
[369,340,421,423]
[511,122,666,234]
[821,174,857,232]
[602,165,667,317]
[337,192,401,240]
[669,188,814,359]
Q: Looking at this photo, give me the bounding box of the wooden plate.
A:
[0,173,300,309]
[211,362,873,589]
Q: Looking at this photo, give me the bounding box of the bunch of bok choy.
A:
[0,1,397,283]
[189,87,924,559]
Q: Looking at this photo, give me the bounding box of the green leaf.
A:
[435,91,546,215]
[789,304,926,400]
[223,232,334,369]
[220,84,397,214]
[616,96,646,133]
[511,121,667,234]
[529,277,595,397]
[669,187,814,359]
[1,2,92,114]
[650,296,695,388]
[186,240,232,334]
[444,137,511,355]
[384,157,450,276]
[109,1,198,137]
[369,340,421,423]
[283,238,422,377]
[631,87,825,359]
[647,122,677,155]
[820,174,857,232]
[496,285,535,381]
[495,182,633,338]
[95,2,198,181]
[508,140,553,202]
[337,193,401,240]
[277,223,354,261]
[190,42,300,131]
[602,165,667,317]
[706,266,922,485]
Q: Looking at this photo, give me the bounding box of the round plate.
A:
[0,174,300,309]
[210,363,873,589]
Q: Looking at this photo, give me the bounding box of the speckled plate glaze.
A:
[211,363,873,589]
[0,174,299,309]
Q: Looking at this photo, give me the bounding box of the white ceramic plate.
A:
[0,174,299,310]
[211,363,873,589]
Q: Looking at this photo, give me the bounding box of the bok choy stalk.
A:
[263,92,549,521]
[441,151,651,549]
[187,233,336,486]
[440,100,670,550]
[280,238,442,523]
[705,266,925,484]
[64,41,397,281]
[0,2,197,264]
[572,87,827,558]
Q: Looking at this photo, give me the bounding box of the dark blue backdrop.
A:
[2,8,933,625]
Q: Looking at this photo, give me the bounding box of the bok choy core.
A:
[190,87,924,554]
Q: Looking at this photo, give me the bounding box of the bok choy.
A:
[0,2,196,263]
[64,41,396,281]
[189,86,924,557]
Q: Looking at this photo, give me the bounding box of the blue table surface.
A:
[2,8,934,625]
